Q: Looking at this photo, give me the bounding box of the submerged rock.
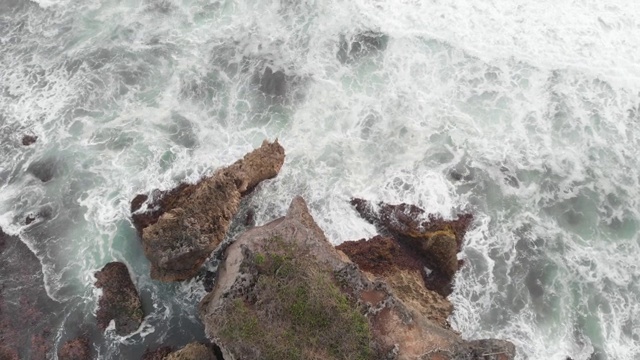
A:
[94,262,144,336]
[0,227,60,359]
[131,140,285,281]
[200,197,515,360]
[58,337,92,360]
[337,32,389,64]
[350,198,473,296]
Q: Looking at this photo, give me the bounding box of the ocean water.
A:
[1,0,639,358]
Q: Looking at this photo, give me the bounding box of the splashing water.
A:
[1,0,639,358]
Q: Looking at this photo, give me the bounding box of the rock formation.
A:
[349,198,473,296]
[165,342,217,360]
[58,337,92,360]
[94,262,144,336]
[131,140,285,281]
[200,197,515,360]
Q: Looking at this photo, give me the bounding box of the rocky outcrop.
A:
[94,262,144,336]
[349,198,473,296]
[200,197,515,360]
[337,236,453,328]
[131,140,285,281]
[0,227,60,359]
[165,342,217,360]
[58,337,92,360]
[141,346,173,360]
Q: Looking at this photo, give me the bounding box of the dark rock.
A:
[337,32,389,63]
[94,262,144,336]
[131,140,285,281]
[200,197,514,360]
[142,346,173,360]
[349,198,473,296]
[25,214,36,225]
[21,135,37,146]
[58,337,91,360]
[244,208,255,227]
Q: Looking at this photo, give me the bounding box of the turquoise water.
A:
[1,0,639,358]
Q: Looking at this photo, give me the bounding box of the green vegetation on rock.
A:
[218,237,373,360]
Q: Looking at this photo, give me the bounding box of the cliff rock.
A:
[131,140,285,281]
[165,342,217,360]
[94,262,144,336]
[199,197,515,360]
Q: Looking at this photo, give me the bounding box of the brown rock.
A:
[166,343,217,360]
[58,337,92,360]
[200,197,515,360]
[131,140,285,281]
[95,262,144,336]
[22,135,38,146]
[142,346,173,360]
[349,198,473,296]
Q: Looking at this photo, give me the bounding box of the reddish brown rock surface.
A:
[58,337,92,360]
[349,198,473,296]
[142,346,174,360]
[131,140,285,281]
[95,262,144,336]
[165,342,217,360]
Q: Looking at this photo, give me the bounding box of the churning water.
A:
[1,0,639,358]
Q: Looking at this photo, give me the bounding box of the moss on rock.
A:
[217,237,372,360]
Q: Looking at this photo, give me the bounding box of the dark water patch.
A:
[337,32,389,64]
[166,113,198,149]
[0,227,64,359]
[144,0,177,14]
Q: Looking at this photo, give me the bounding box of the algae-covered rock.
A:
[131,140,285,281]
[165,342,217,360]
[94,262,144,336]
[200,197,513,360]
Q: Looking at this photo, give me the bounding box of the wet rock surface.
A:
[199,197,515,360]
[94,262,144,336]
[58,336,92,360]
[0,227,60,359]
[349,198,473,296]
[131,140,285,281]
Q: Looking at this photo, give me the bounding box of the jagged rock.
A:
[165,342,217,360]
[337,32,389,63]
[337,236,453,328]
[94,262,144,336]
[131,140,285,281]
[58,337,91,360]
[141,346,173,360]
[200,197,515,360]
[0,227,59,359]
[22,135,37,146]
[350,198,473,296]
